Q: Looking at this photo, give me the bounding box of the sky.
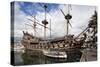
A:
[12,1,96,39]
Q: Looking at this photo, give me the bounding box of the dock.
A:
[80,48,97,62]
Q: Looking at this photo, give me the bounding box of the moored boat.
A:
[42,49,67,59]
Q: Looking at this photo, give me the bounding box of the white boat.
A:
[42,50,67,59]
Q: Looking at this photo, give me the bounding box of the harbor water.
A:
[12,49,83,66]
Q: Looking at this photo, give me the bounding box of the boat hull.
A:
[42,50,67,59]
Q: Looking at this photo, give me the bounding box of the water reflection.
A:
[13,49,82,65]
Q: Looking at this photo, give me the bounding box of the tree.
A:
[88,10,97,48]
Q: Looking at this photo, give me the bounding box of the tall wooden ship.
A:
[21,4,96,59]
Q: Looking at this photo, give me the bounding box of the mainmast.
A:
[42,5,48,40]
[60,4,72,36]
[66,5,72,35]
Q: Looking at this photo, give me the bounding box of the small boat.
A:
[42,50,67,59]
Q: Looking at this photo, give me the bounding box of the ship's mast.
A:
[27,15,52,39]
[60,4,72,36]
[42,5,48,40]
[27,4,54,40]
[26,16,37,37]
[33,16,36,36]
[50,19,51,38]
[66,5,72,35]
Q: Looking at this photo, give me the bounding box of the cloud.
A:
[13,2,96,39]
[14,2,31,37]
